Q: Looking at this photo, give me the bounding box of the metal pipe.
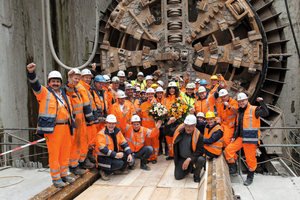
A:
[5,133,47,149]
[42,0,47,85]
[4,133,7,166]
[0,143,47,145]
[0,128,37,131]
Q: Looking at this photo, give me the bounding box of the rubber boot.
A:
[140,158,151,171]
[87,149,96,163]
[244,171,254,186]
[228,163,237,176]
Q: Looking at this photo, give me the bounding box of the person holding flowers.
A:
[163,81,185,160]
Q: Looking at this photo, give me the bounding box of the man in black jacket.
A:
[164,115,205,182]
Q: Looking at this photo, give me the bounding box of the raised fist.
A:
[27,63,36,73]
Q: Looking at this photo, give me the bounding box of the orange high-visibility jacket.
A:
[107,100,133,128]
[194,93,217,114]
[65,82,84,116]
[125,97,140,115]
[140,99,157,129]
[103,87,116,107]
[206,75,227,95]
[216,98,238,127]
[164,95,185,110]
[203,125,223,156]
[27,71,73,135]
[173,124,201,151]
[120,117,159,152]
[76,80,95,123]
[236,104,261,144]
[95,127,132,170]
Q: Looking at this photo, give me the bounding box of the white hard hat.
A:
[196,112,205,118]
[195,78,201,83]
[70,68,81,75]
[145,75,152,80]
[131,115,141,122]
[48,71,62,81]
[125,84,134,90]
[117,90,126,98]
[198,86,206,93]
[237,92,248,101]
[111,76,120,83]
[168,82,177,88]
[219,89,229,97]
[117,71,125,77]
[106,114,117,123]
[146,88,155,93]
[103,75,111,82]
[137,72,144,76]
[179,78,184,82]
[157,80,164,86]
[184,115,197,125]
[186,83,195,89]
[135,87,141,92]
[81,69,92,76]
[156,87,164,92]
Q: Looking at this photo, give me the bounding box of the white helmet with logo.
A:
[196,112,205,118]
[219,89,229,97]
[237,92,248,101]
[131,115,141,122]
[103,75,111,82]
[186,83,195,89]
[106,114,117,123]
[168,81,177,88]
[81,69,92,76]
[70,68,81,75]
[117,71,125,77]
[112,76,120,83]
[198,86,206,93]
[48,71,62,81]
[137,72,144,76]
[156,87,164,92]
[184,115,197,125]
[117,90,126,98]
[146,88,155,93]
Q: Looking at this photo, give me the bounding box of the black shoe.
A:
[228,163,238,176]
[129,165,135,170]
[166,156,174,161]
[193,176,201,183]
[152,160,157,164]
[140,159,151,171]
[244,171,254,186]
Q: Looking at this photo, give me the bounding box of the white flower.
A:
[150,109,153,112]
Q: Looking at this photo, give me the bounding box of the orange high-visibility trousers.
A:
[69,112,88,167]
[145,133,160,161]
[223,125,235,147]
[225,137,257,171]
[87,124,98,150]
[166,136,174,157]
[45,124,71,181]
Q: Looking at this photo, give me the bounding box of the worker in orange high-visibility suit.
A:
[92,74,108,132]
[27,63,76,188]
[125,83,141,115]
[120,110,162,170]
[196,111,224,158]
[102,75,117,107]
[65,69,87,176]
[76,69,99,166]
[140,88,158,163]
[225,93,269,186]
[163,82,185,160]
[95,114,133,181]
[110,76,120,103]
[107,90,133,129]
[194,86,218,114]
[206,74,227,95]
[215,89,239,147]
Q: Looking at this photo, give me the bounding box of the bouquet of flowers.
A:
[168,99,190,122]
[148,102,169,123]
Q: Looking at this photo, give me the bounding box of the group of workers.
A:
[26,62,268,188]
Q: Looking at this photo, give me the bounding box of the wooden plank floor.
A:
[75,155,207,200]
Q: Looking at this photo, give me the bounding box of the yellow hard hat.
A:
[210,75,218,80]
[205,111,215,118]
[151,83,158,88]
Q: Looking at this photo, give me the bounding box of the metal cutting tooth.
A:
[168,22,182,30]
[168,34,182,43]
[167,9,182,17]
[167,0,181,4]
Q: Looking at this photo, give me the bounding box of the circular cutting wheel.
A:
[92,0,289,105]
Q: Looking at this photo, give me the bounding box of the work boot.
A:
[228,163,238,176]
[70,167,86,175]
[193,175,201,183]
[129,165,135,170]
[114,170,129,175]
[62,176,75,183]
[166,156,174,161]
[140,159,151,171]
[80,158,95,169]
[158,151,163,156]
[244,171,255,186]
[53,179,66,188]
[152,160,157,164]
[87,149,96,163]
[99,170,110,181]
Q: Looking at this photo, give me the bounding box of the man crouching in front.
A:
[95,114,133,181]
[165,115,205,182]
